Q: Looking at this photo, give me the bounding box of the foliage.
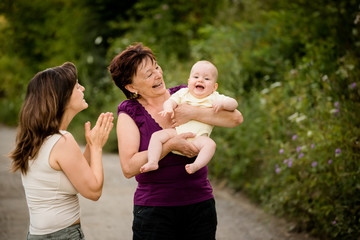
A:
[106,0,223,62]
[188,1,360,238]
[0,0,85,125]
[247,55,360,238]
[0,0,133,126]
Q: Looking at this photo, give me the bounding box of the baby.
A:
[141,60,238,174]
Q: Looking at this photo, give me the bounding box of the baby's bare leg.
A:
[141,129,177,173]
[185,136,216,174]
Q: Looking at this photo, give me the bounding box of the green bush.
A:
[187,4,360,238]
[250,56,360,238]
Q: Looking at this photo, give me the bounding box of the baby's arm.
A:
[159,98,178,118]
[213,96,238,113]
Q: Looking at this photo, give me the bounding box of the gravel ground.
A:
[0,125,315,240]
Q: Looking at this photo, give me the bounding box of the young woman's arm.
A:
[83,144,90,164]
[50,113,113,201]
[52,134,103,200]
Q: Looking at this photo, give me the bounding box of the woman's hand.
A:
[85,112,114,149]
[166,132,199,158]
[172,104,196,127]
[212,99,224,113]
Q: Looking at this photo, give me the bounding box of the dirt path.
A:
[0,125,315,240]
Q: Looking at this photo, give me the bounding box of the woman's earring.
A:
[135,91,138,95]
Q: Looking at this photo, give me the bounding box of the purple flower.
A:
[335,148,341,155]
[332,220,337,225]
[334,102,339,108]
[279,149,284,154]
[298,153,304,159]
[283,159,288,164]
[328,159,333,164]
[351,82,356,89]
[292,135,298,141]
[288,160,293,168]
[311,143,315,149]
[311,161,317,167]
[296,146,302,152]
[275,164,280,174]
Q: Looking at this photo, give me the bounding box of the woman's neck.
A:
[59,112,75,131]
[138,91,172,129]
[138,91,170,108]
[59,120,70,131]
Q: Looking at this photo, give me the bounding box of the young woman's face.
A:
[66,81,88,114]
[188,62,218,99]
[128,57,167,99]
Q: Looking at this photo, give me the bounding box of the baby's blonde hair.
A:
[191,60,218,81]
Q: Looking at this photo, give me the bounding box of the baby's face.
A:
[188,62,218,99]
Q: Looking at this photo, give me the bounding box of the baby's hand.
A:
[159,109,174,118]
[212,101,224,113]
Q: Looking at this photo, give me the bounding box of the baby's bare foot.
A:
[185,163,200,174]
[140,162,159,173]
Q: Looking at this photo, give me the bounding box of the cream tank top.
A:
[21,131,80,235]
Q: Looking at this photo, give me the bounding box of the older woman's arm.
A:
[117,113,199,178]
[173,104,243,128]
[116,114,147,178]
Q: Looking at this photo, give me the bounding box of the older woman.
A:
[109,43,243,240]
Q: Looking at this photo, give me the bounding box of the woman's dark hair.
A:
[108,43,156,99]
[9,62,78,174]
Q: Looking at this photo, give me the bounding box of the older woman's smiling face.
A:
[127,57,167,99]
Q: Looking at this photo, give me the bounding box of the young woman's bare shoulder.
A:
[50,132,81,170]
[55,132,78,147]
[52,132,82,159]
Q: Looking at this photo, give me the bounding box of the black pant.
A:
[133,198,217,240]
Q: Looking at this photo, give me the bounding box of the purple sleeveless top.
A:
[117,85,213,206]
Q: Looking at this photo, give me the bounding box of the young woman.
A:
[9,62,114,240]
